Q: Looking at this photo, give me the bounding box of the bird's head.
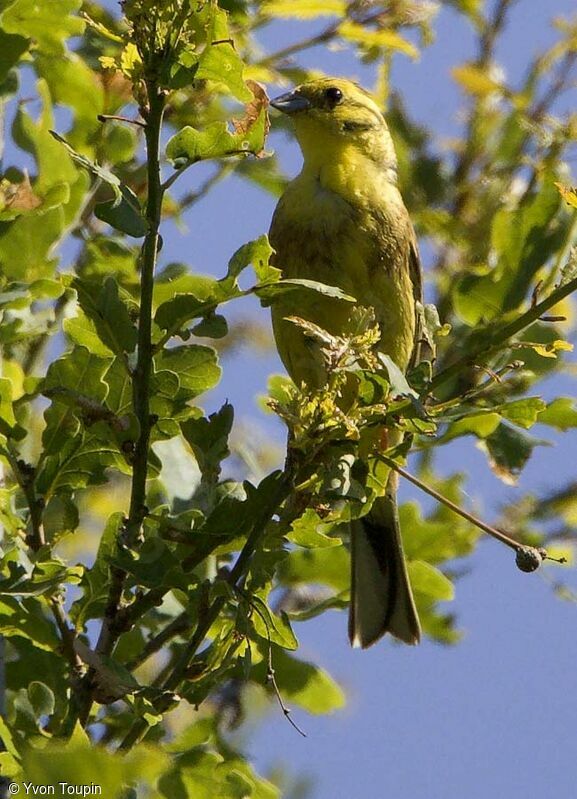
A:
[270,78,397,177]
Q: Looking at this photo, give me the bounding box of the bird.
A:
[268,77,422,647]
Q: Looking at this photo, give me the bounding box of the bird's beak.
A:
[270,90,311,115]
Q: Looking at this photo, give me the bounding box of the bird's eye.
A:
[324,87,343,106]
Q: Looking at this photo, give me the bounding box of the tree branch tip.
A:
[515,546,571,570]
[97,113,146,128]
[543,551,568,565]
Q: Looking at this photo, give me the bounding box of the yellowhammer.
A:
[268,78,422,647]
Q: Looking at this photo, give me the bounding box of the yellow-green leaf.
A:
[523,339,573,359]
[452,64,502,96]
[554,182,577,210]
[339,21,418,59]
[261,0,345,18]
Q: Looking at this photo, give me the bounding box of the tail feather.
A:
[348,484,420,648]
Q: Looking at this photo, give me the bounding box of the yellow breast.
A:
[269,154,417,390]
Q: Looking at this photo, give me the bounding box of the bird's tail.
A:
[348,479,421,648]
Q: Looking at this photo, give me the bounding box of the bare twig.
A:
[242,593,306,737]
[97,113,146,128]
[380,454,567,571]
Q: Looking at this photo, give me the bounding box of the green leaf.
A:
[378,353,418,398]
[0,597,60,651]
[1,0,84,55]
[159,749,279,799]
[256,277,355,304]
[154,280,232,336]
[70,512,123,628]
[249,595,298,650]
[181,403,233,477]
[277,545,349,592]
[94,185,147,238]
[0,30,28,83]
[41,347,111,454]
[539,397,577,430]
[154,271,222,304]
[441,411,501,442]
[72,277,138,356]
[36,435,128,496]
[192,313,228,339]
[0,557,82,597]
[27,681,55,718]
[23,740,168,799]
[63,310,117,357]
[43,494,80,542]
[37,51,104,137]
[166,114,266,166]
[0,377,25,439]
[154,345,221,401]
[400,497,478,563]
[480,422,549,484]
[253,647,345,714]
[111,537,190,592]
[409,560,454,602]
[195,8,252,102]
[227,235,276,284]
[497,397,546,429]
[49,131,122,201]
[0,715,21,760]
[0,84,86,280]
[0,488,24,539]
[455,179,563,324]
[288,509,341,549]
[339,21,418,59]
[452,64,502,96]
[14,88,78,194]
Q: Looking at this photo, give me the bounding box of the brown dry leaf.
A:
[232,79,270,153]
[0,173,42,212]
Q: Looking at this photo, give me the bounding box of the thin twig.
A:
[380,454,567,570]
[380,454,522,552]
[428,273,577,395]
[179,162,234,208]
[258,9,385,67]
[49,598,84,676]
[160,159,195,193]
[4,446,45,550]
[240,591,306,737]
[97,113,146,128]
[125,611,191,671]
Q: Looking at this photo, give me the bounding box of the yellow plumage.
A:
[269,78,422,647]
